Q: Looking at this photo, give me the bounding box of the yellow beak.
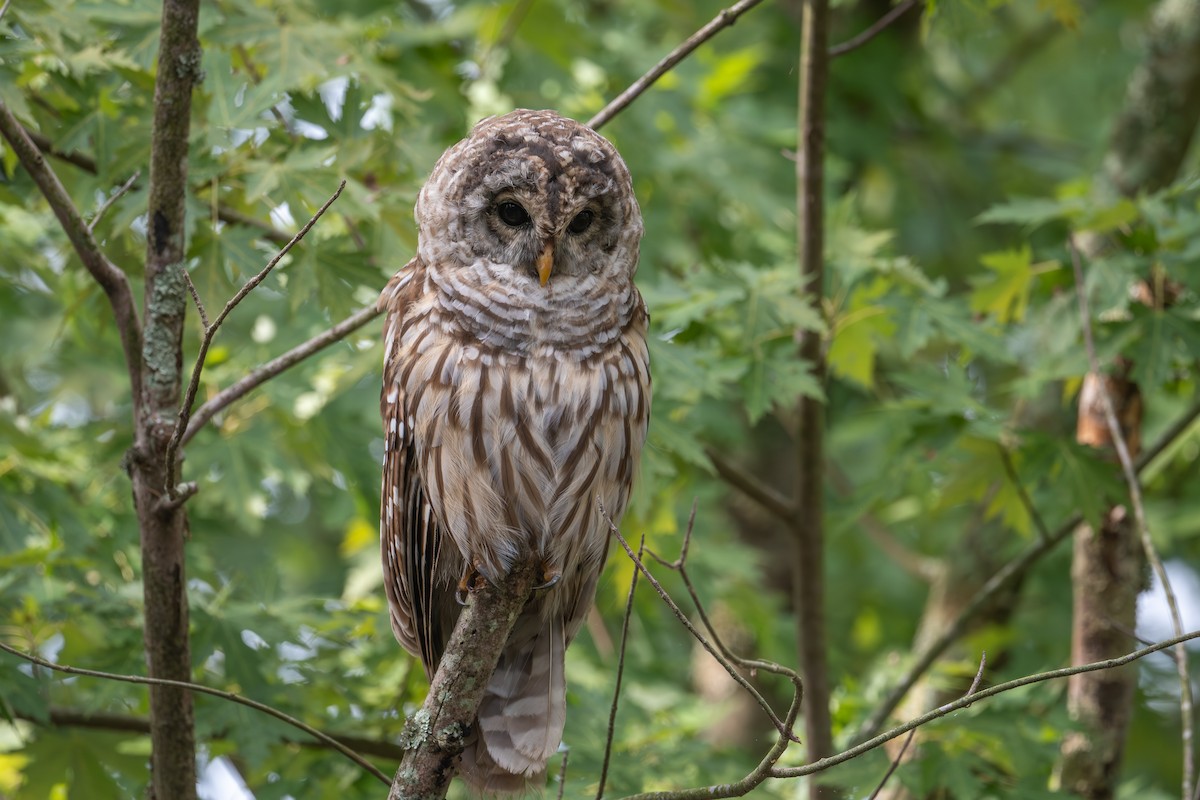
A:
[536,241,554,286]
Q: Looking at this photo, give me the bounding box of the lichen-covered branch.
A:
[387,560,539,800]
[133,1,204,797]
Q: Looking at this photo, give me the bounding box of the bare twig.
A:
[854,388,1200,744]
[613,632,1200,800]
[0,100,145,408]
[602,505,804,745]
[1070,238,1193,800]
[163,180,346,498]
[828,0,921,58]
[557,748,570,800]
[181,302,383,445]
[0,0,12,26]
[182,271,210,329]
[869,652,984,800]
[598,531,646,800]
[648,502,801,682]
[587,0,766,130]
[997,444,1052,541]
[0,640,391,785]
[87,171,140,234]
[17,706,409,762]
[705,447,795,523]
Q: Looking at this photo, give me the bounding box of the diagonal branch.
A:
[181,302,383,446]
[17,706,409,762]
[0,640,390,784]
[588,0,767,130]
[0,100,145,407]
[164,181,346,497]
[603,506,804,745]
[598,530,646,800]
[706,447,796,523]
[828,0,921,59]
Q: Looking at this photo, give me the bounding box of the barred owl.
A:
[379,109,650,791]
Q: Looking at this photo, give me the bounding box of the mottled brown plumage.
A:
[379,109,650,791]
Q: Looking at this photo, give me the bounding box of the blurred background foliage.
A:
[1,0,1199,798]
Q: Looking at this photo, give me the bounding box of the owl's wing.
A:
[379,257,448,677]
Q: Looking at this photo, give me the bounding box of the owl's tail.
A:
[459,612,566,793]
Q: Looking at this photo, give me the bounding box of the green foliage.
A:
[2,0,1200,798]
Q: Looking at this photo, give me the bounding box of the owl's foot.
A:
[455,564,488,605]
[533,563,561,591]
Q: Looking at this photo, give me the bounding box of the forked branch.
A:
[163,181,346,497]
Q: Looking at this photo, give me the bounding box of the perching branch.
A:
[1070,239,1193,800]
[828,0,921,59]
[163,180,346,497]
[0,641,391,785]
[587,0,766,130]
[180,302,383,445]
[387,560,540,800]
[0,99,145,409]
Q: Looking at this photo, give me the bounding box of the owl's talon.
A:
[534,567,561,591]
[455,564,488,605]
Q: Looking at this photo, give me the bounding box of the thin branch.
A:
[181,302,383,445]
[587,0,766,130]
[775,633,1200,782]
[557,748,570,800]
[612,632,1200,800]
[868,652,983,800]
[706,447,795,523]
[648,502,801,682]
[1138,398,1200,472]
[164,180,346,497]
[17,706,409,762]
[183,271,210,329]
[598,531,646,800]
[0,641,391,785]
[602,506,804,745]
[1070,238,1193,800]
[87,171,140,234]
[996,444,1052,541]
[828,0,921,59]
[0,0,12,25]
[867,731,915,800]
[853,384,1200,744]
[0,100,145,410]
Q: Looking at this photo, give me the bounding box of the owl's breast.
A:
[392,286,648,583]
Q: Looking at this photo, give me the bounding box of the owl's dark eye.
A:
[497,201,531,228]
[567,209,594,235]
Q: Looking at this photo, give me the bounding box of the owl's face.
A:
[416,109,642,293]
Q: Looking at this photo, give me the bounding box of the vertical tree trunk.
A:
[132,2,203,797]
[1059,2,1200,797]
[795,1,835,797]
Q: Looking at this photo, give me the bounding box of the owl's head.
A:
[416,109,643,292]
